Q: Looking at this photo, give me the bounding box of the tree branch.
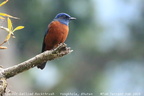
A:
[0,43,73,95]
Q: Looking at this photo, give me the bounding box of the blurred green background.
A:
[0,0,144,96]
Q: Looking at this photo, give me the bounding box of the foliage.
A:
[0,0,24,49]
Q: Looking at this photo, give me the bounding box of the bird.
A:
[37,13,76,70]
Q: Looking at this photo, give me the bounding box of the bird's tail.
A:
[37,62,46,70]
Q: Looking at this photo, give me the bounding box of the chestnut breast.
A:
[44,21,69,50]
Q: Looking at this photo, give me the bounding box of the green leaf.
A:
[0,13,19,19]
[13,26,24,32]
[0,0,8,7]
[0,16,5,19]
[7,17,13,32]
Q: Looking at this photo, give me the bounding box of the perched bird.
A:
[37,13,76,69]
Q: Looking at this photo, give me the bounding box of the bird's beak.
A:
[70,17,76,20]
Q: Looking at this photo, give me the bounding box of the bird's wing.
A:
[41,29,48,52]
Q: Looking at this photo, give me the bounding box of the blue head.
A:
[54,13,76,25]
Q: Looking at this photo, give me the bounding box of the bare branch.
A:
[1,43,73,79]
[0,43,73,95]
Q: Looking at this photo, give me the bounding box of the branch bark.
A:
[0,43,73,95]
